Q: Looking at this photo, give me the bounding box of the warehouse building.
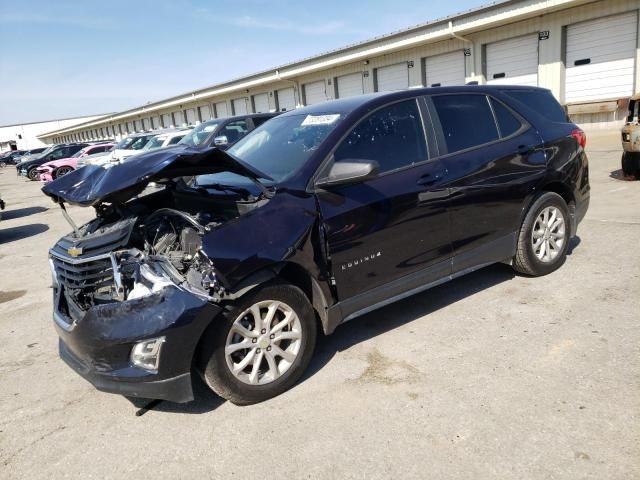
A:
[39,0,639,144]
[0,114,109,152]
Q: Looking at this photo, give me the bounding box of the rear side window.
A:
[333,99,427,173]
[168,135,183,145]
[502,90,568,123]
[432,94,499,154]
[490,99,522,137]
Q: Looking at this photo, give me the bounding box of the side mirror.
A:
[213,135,229,146]
[315,159,379,188]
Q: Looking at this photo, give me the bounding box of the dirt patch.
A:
[353,348,423,385]
[0,290,26,304]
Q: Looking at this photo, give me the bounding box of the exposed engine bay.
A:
[50,186,268,313]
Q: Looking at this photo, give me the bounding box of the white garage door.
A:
[487,34,539,86]
[161,114,172,128]
[173,111,185,127]
[276,88,296,111]
[185,108,197,125]
[425,51,465,87]
[198,105,212,121]
[376,63,409,91]
[253,93,270,113]
[304,81,327,105]
[566,14,638,103]
[336,72,364,98]
[215,101,229,118]
[142,118,151,130]
[151,116,160,129]
[232,98,249,115]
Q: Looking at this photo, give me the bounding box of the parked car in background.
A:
[178,113,279,150]
[43,86,589,405]
[19,144,88,180]
[37,143,115,183]
[0,150,26,167]
[14,147,47,163]
[0,192,4,221]
[109,132,158,162]
[140,129,191,153]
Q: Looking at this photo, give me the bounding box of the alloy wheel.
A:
[531,206,566,263]
[55,167,73,178]
[225,300,302,385]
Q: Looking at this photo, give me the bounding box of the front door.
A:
[315,98,452,302]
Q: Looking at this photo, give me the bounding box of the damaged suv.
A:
[44,86,590,405]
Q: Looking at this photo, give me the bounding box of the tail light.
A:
[570,128,587,149]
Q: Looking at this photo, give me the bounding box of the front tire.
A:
[54,166,73,178]
[27,167,39,181]
[622,152,639,178]
[513,192,571,276]
[198,282,317,405]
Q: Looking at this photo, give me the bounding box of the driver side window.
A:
[333,99,428,174]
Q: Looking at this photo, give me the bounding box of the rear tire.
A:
[622,152,639,178]
[197,282,317,405]
[513,192,571,276]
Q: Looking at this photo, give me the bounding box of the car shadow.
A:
[0,223,49,243]
[1,206,48,220]
[126,375,225,415]
[133,254,588,414]
[610,169,638,181]
[302,263,516,384]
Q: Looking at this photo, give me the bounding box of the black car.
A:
[19,143,88,180]
[177,113,279,149]
[43,86,589,405]
[0,150,26,167]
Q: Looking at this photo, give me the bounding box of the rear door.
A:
[427,93,546,271]
[316,98,451,302]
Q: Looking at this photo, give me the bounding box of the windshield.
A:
[226,113,341,182]
[144,135,166,150]
[114,137,136,150]
[178,121,219,146]
[71,148,88,158]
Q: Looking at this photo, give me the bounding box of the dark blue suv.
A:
[44,86,589,405]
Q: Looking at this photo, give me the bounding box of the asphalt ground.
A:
[0,130,638,479]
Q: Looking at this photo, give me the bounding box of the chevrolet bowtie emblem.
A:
[67,246,83,257]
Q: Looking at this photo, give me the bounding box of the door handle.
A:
[417,171,444,186]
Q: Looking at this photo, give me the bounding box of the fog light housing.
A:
[130,337,165,372]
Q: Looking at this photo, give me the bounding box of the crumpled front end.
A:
[49,214,224,403]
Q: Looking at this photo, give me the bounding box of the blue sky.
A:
[0,0,487,124]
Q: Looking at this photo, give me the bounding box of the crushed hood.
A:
[41,146,271,207]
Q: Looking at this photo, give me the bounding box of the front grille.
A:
[52,254,116,290]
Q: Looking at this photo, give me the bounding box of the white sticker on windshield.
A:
[301,114,340,126]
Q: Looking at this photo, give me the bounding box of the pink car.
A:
[37,143,114,183]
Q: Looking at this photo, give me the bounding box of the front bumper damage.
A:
[51,250,222,403]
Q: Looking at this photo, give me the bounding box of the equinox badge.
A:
[341,251,381,271]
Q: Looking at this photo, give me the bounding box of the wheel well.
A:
[277,263,329,336]
[541,182,575,207]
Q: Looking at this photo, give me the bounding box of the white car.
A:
[109,132,158,162]
[141,129,191,152]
